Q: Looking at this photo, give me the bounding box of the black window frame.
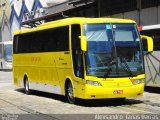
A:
[71,24,84,78]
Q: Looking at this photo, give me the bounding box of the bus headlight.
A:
[86,80,102,86]
[132,79,144,85]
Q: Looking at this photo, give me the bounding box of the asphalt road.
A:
[0,71,160,120]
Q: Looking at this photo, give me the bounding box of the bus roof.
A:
[140,24,160,31]
[14,17,136,35]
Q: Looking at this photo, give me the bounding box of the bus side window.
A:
[71,24,84,78]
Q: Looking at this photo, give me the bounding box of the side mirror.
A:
[141,35,153,54]
[79,36,87,52]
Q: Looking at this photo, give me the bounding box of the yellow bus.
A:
[13,18,153,104]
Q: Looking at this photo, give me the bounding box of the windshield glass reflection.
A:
[84,24,144,77]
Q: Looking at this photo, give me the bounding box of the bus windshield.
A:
[5,44,12,62]
[85,23,144,77]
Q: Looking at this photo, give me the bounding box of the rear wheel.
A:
[66,82,77,104]
[24,77,31,95]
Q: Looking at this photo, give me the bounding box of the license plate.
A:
[113,90,123,94]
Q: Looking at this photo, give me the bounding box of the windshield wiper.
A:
[120,58,134,77]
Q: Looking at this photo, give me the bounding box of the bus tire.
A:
[24,77,31,95]
[66,82,77,104]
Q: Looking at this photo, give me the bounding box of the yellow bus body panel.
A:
[13,52,73,95]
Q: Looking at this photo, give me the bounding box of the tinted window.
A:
[13,26,69,53]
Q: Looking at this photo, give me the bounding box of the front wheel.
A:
[66,82,77,104]
[24,77,31,95]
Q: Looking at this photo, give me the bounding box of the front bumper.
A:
[78,83,144,99]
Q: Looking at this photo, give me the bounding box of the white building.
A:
[10,0,69,39]
[0,0,11,42]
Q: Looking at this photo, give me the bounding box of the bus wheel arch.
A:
[65,78,77,104]
[23,74,31,95]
